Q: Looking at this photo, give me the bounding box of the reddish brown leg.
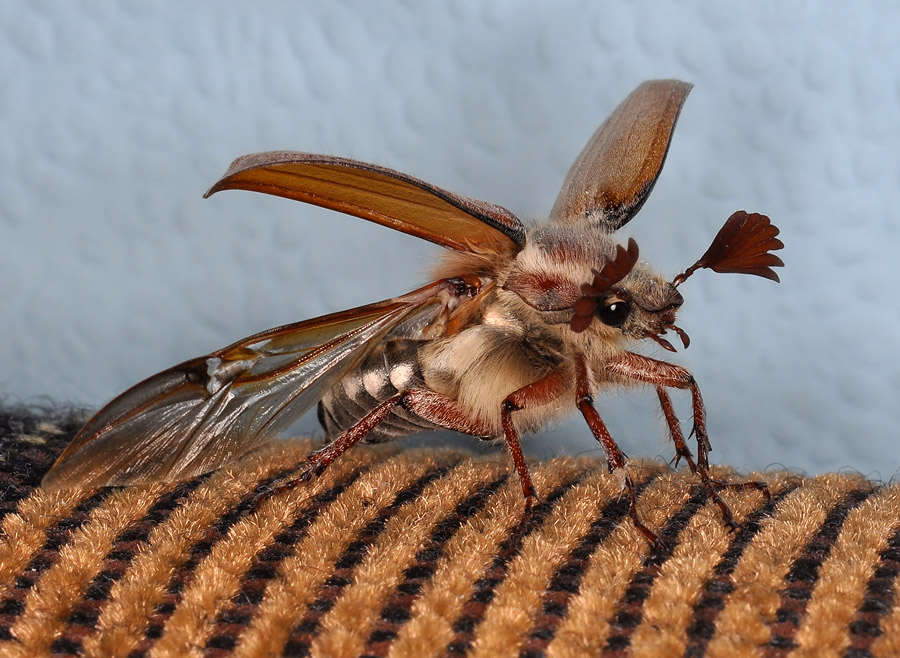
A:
[575,358,657,545]
[260,370,570,519]
[608,352,711,467]
[655,386,738,527]
[499,370,569,515]
[658,384,771,519]
[254,392,406,507]
[404,383,548,542]
[403,378,567,516]
[610,352,770,527]
[655,386,697,471]
[306,392,406,475]
[399,389,495,437]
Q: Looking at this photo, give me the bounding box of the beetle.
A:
[42,80,783,539]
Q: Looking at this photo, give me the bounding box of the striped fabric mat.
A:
[1,409,899,657]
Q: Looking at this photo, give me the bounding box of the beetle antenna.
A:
[673,211,784,287]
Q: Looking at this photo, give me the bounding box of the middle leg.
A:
[404,370,570,515]
[574,356,657,544]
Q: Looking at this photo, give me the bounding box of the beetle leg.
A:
[655,386,698,471]
[306,392,406,475]
[575,357,657,544]
[255,392,407,506]
[608,352,771,528]
[497,370,570,514]
[260,386,494,504]
[404,372,569,516]
[607,352,711,465]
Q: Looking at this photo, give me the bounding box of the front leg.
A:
[606,351,711,469]
[607,351,770,527]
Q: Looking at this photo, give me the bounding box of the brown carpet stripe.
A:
[200,467,372,657]
[147,450,416,658]
[518,468,662,658]
[81,442,333,658]
[308,460,510,658]
[764,488,875,657]
[361,472,509,658]
[792,483,900,658]
[437,463,596,657]
[50,478,206,657]
[542,470,695,657]
[467,464,669,658]
[682,478,803,658]
[2,410,898,657]
[0,487,107,631]
[869,528,900,658]
[234,458,461,658]
[631,473,803,658]
[386,462,583,658]
[601,485,711,657]
[115,455,348,658]
[846,523,900,657]
[705,473,875,658]
[3,483,173,658]
[226,451,466,658]
[0,486,100,599]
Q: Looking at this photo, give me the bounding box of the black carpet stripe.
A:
[765,488,874,657]
[438,469,590,658]
[682,483,801,658]
[48,477,206,656]
[843,512,900,658]
[276,462,460,658]
[200,468,369,657]
[517,472,660,658]
[361,474,509,658]
[601,487,710,657]
[127,462,369,658]
[0,487,110,640]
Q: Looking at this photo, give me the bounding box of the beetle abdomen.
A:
[317,339,439,442]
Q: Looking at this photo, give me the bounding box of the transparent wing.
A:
[42,283,446,490]
[205,151,526,256]
[549,79,692,231]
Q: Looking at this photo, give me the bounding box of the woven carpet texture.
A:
[2,409,899,658]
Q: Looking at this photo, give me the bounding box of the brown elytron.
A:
[43,80,784,539]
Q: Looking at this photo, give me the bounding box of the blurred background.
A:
[2,1,899,477]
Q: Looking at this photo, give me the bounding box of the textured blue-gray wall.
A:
[3,2,899,477]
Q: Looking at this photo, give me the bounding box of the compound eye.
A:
[597,300,631,327]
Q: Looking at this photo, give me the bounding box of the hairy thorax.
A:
[419,222,637,437]
[418,310,570,436]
